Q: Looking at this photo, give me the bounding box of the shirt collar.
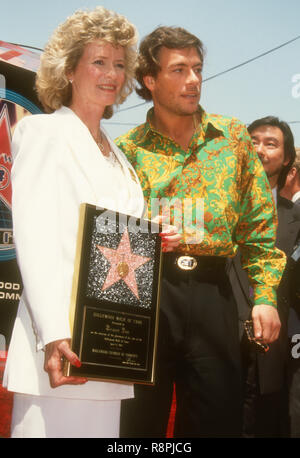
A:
[140,105,225,144]
[195,106,225,143]
[272,186,278,206]
[292,190,300,203]
[197,106,225,135]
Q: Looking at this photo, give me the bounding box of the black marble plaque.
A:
[64,204,162,384]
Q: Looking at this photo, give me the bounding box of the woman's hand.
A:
[151,216,181,252]
[160,226,181,252]
[44,339,88,388]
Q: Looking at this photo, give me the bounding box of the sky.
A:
[1,0,300,144]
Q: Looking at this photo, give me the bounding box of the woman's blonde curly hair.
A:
[36,7,137,118]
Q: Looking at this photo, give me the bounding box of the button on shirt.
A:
[116,106,286,307]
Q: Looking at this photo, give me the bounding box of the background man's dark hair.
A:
[293,147,300,174]
[248,116,296,190]
[135,26,205,101]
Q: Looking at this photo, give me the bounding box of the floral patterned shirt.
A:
[116,106,286,307]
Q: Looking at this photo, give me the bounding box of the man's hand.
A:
[251,304,281,344]
[44,339,88,388]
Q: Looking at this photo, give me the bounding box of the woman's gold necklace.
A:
[94,129,119,166]
[96,130,105,153]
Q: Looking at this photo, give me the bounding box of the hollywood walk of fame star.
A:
[0,104,13,209]
[97,228,151,300]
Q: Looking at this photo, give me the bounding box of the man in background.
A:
[229,116,300,437]
[281,147,300,205]
[281,148,300,437]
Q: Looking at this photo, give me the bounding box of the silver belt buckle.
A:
[176,256,197,271]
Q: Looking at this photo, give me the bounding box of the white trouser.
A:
[11,393,121,438]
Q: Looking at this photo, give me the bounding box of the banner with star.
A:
[0,41,42,358]
[65,203,162,385]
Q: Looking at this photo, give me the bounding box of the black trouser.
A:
[120,254,243,438]
[241,339,289,438]
[288,344,300,438]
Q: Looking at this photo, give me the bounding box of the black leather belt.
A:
[164,253,226,272]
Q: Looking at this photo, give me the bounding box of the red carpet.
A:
[0,358,13,438]
[0,358,176,438]
[166,385,176,437]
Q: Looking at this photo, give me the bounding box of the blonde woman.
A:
[3,7,179,438]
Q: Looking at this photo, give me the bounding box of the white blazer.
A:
[3,106,145,400]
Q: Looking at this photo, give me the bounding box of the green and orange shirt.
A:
[116,106,286,307]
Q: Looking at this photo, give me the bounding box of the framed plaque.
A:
[64,203,162,385]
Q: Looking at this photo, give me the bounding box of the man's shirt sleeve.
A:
[233,123,286,307]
